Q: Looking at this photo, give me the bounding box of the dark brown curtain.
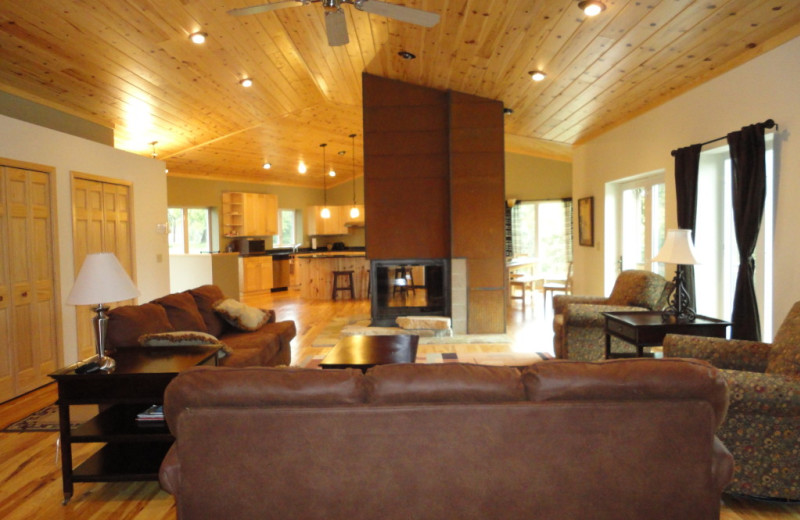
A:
[673,144,703,310]
[727,123,768,341]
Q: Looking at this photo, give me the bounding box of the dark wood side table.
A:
[319,334,419,372]
[49,346,220,504]
[602,311,730,359]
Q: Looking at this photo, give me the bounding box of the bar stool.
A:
[332,270,355,300]
[392,266,416,296]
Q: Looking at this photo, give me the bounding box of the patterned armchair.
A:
[552,270,671,361]
[663,300,800,500]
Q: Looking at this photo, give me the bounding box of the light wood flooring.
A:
[0,290,798,519]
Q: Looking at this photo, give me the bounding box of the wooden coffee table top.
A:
[319,334,419,371]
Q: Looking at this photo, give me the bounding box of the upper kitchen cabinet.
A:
[223,192,277,237]
[306,205,349,236]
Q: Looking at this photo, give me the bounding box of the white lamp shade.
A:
[652,229,700,265]
[66,252,140,305]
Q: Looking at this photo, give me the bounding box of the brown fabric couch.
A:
[159,358,733,520]
[105,284,295,367]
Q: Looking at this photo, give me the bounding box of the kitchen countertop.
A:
[293,251,367,259]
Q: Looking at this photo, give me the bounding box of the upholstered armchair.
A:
[552,270,671,361]
[663,300,800,500]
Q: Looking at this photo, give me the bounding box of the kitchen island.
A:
[294,251,369,300]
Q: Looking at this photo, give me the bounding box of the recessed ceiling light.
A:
[503,107,514,115]
[578,1,606,17]
[329,169,336,177]
[398,51,416,60]
[240,78,253,88]
[189,32,207,44]
[298,161,307,174]
[529,70,547,82]
[263,162,271,169]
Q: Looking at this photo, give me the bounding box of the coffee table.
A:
[319,334,419,371]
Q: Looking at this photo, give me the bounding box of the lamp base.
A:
[661,268,696,323]
[96,354,116,372]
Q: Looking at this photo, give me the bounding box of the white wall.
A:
[573,36,800,332]
[0,114,169,365]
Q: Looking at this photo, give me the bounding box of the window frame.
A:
[168,206,213,254]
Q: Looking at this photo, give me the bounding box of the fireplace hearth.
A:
[370,259,450,326]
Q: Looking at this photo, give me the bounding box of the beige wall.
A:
[505,152,572,202]
[572,35,800,333]
[0,113,168,365]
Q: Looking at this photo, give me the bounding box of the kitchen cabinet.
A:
[307,205,366,235]
[306,205,344,235]
[223,192,278,237]
[238,255,273,297]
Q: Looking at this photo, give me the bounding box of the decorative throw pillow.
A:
[107,303,175,348]
[213,299,269,331]
[150,292,208,333]
[138,331,232,356]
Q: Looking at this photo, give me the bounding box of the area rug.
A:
[296,351,553,369]
[2,404,98,433]
[311,315,512,347]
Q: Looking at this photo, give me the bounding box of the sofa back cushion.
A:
[607,270,668,309]
[151,292,208,333]
[186,285,228,337]
[523,358,729,428]
[766,300,800,377]
[164,366,366,432]
[107,303,174,348]
[366,363,526,404]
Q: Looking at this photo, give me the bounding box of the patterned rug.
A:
[311,315,512,347]
[296,351,553,369]
[2,404,98,433]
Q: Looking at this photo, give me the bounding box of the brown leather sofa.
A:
[159,359,733,520]
[105,284,295,367]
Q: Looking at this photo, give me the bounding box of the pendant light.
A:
[320,143,331,219]
[348,133,360,219]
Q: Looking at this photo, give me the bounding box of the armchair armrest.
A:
[663,334,771,372]
[553,295,609,316]
[563,304,649,328]
[722,369,800,416]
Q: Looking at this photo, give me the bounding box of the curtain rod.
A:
[670,119,777,156]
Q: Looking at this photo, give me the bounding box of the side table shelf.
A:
[50,346,220,504]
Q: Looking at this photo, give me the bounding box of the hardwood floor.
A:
[0,290,797,519]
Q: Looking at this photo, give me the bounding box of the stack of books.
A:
[135,404,164,426]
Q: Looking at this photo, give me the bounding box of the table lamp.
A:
[652,229,700,323]
[66,252,140,371]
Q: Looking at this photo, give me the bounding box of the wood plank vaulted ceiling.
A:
[1,0,799,189]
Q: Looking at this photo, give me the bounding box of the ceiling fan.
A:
[228,0,440,47]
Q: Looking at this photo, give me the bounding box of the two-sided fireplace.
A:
[370,259,450,327]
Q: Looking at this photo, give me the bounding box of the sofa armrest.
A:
[663,334,771,372]
[722,369,800,416]
[159,443,180,495]
[552,295,608,316]
[563,304,649,328]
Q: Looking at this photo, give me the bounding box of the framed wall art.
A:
[578,196,594,247]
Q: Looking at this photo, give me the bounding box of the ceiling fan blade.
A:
[353,0,440,28]
[325,9,350,46]
[227,1,305,16]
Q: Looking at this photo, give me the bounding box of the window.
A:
[509,199,573,278]
[694,138,773,339]
[616,174,666,276]
[272,209,298,248]
[168,207,212,254]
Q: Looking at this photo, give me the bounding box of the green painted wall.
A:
[505,152,572,202]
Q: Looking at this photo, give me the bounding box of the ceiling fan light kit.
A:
[578,0,606,17]
[228,0,440,47]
